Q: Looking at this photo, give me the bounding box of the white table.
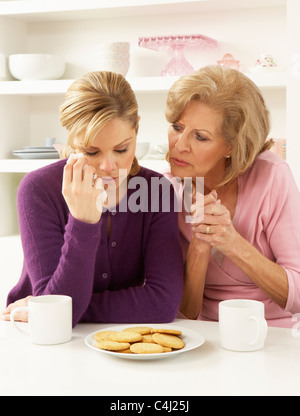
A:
[0,318,299,396]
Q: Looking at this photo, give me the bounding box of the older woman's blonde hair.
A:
[165,65,273,187]
[59,71,140,175]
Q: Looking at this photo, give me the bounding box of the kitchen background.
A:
[0,0,299,307]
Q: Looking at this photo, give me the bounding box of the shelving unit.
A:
[0,0,294,237]
[0,76,180,95]
[0,72,286,97]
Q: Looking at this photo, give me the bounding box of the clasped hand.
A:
[190,191,238,256]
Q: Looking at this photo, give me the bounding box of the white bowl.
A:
[98,58,130,76]
[98,51,130,60]
[8,54,65,80]
[135,142,150,159]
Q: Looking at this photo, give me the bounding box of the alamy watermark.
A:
[96,169,204,224]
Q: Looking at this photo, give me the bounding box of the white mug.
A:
[219,299,268,352]
[10,295,72,345]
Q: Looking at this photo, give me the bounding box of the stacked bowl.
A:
[97,42,130,76]
[8,54,65,80]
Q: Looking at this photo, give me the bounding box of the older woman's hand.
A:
[191,192,239,256]
[0,296,33,322]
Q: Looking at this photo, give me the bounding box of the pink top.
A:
[165,151,300,328]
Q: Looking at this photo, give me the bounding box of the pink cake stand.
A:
[138,34,218,76]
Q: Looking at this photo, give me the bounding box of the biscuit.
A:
[130,342,164,354]
[122,326,152,335]
[151,328,182,336]
[94,330,118,342]
[141,334,155,343]
[152,333,185,350]
[96,340,130,351]
[119,348,133,354]
[110,331,142,343]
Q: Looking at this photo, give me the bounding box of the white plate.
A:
[13,151,59,159]
[22,146,56,151]
[85,324,205,360]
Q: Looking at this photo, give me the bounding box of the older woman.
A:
[165,65,300,328]
[1,71,183,326]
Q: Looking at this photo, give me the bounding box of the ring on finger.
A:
[206,225,211,234]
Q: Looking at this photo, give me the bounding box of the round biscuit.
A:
[110,331,142,343]
[152,333,185,349]
[94,330,118,342]
[96,340,130,351]
[130,342,164,354]
[119,349,133,354]
[151,328,182,336]
[141,334,155,343]
[122,326,152,335]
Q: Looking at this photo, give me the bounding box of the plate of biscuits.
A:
[85,324,205,360]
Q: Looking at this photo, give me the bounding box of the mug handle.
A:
[249,316,268,346]
[10,307,30,335]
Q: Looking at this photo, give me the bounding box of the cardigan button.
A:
[102,273,108,279]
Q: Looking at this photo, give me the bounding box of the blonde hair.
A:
[166,65,273,187]
[59,71,140,175]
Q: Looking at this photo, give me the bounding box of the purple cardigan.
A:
[7,160,183,327]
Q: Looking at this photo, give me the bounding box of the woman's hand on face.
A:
[0,296,33,322]
[191,191,238,256]
[62,154,105,224]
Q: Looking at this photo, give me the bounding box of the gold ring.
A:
[206,225,211,234]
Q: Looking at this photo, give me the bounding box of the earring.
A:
[225,155,231,159]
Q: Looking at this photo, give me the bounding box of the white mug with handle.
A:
[219,299,268,352]
[10,295,72,345]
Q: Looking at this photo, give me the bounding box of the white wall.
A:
[0,235,23,310]
[286,0,300,188]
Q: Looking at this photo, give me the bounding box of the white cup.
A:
[219,299,268,352]
[10,295,72,345]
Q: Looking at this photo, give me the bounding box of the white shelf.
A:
[0,79,74,95]
[0,73,286,96]
[0,0,286,22]
[245,71,287,88]
[0,158,169,173]
[0,77,179,95]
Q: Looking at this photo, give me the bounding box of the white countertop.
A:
[0,318,299,396]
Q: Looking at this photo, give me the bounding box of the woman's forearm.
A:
[180,238,211,319]
[226,233,289,308]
